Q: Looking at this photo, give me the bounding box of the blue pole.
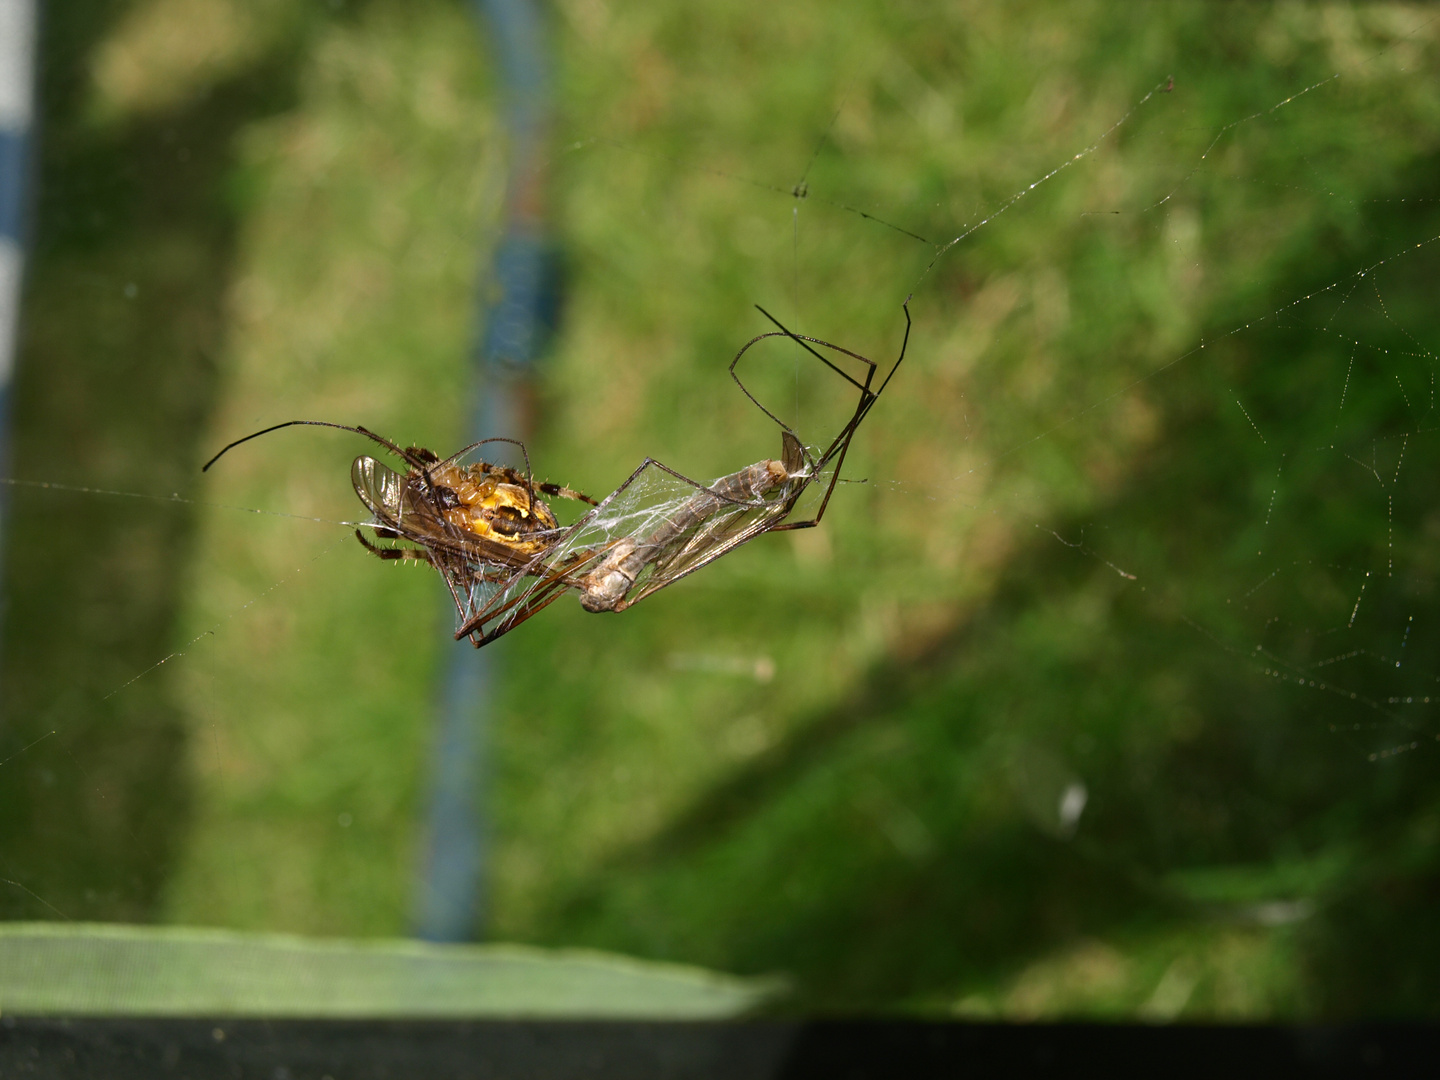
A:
[0,0,38,650]
[413,0,555,942]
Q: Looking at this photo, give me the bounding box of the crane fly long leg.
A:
[733,300,911,532]
[454,543,611,641]
[461,572,581,647]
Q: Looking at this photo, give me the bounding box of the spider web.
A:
[2,0,1439,1017]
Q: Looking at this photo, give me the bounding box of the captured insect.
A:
[202,301,910,648]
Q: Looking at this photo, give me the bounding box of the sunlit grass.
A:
[12,0,1440,1019]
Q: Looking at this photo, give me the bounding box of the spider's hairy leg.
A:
[201,420,430,473]
[354,528,436,565]
[536,481,600,506]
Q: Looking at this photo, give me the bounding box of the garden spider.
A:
[202,421,600,621]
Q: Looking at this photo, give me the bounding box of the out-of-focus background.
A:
[2,0,1439,1018]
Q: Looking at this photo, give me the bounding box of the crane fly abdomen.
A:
[577,458,791,613]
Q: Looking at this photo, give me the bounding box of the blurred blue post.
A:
[413,0,555,941]
[0,0,38,650]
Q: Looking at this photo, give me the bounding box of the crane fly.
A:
[202,300,910,648]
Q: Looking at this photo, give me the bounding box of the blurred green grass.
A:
[3,0,1440,1019]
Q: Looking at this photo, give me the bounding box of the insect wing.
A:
[559,457,808,613]
[451,466,713,644]
[627,467,825,607]
[352,455,408,525]
[452,534,606,646]
[613,435,823,605]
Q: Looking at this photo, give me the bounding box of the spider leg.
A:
[437,438,597,511]
[354,528,436,564]
[536,481,600,506]
[202,420,427,473]
[428,436,542,517]
[439,435,533,474]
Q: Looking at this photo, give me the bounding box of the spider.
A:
[201,422,601,621]
[201,299,910,649]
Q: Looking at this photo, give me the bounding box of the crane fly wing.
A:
[351,454,451,542]
[352,455,408,526]
[449,465,706,641]
[782,429,807,475]
[453,539,609,645]
[618,503,796,610]
[610,430,822,597]
[620,470,831,609]
[512,452,816,618]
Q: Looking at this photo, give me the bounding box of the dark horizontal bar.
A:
[2,1017,1434,1079]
